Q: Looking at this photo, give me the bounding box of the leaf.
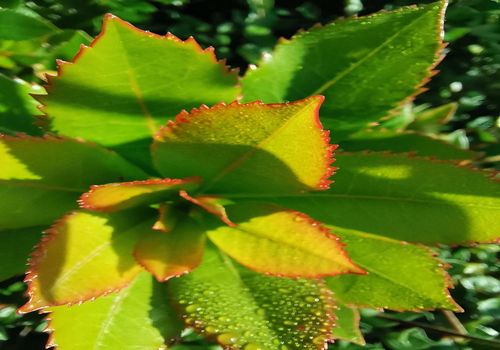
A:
[134,216,206,281]
[0,135,148,230]
[19,210,152,312]
[40,14,239,167]
[179,190,235,226]
[341,130,476,160]
[47,272,183,350]
[206,203,363,278]
[168,244,336,350]
[409,102,458,134]
[243,152,500,245]
[241,1,447,139]
[326,227,460,311]
[0,227,41,282]
[152,96,335,194]
[0,8,58,40]
[0,74,44,135]
[79,177,201,212]
[331,302,365,345]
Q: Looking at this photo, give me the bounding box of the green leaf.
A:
[326,227,460,311]
[0,73,44,135]
[41,15,239,168]
[79,177,201,212]
[47,272,183,350]
[341,130,476,160]
[152,97,335,194]
[409,103,458,134]
[0,227,41,282]
[206,202,363,277]
[242,152,500,245]
[168,244,336,349]
[331,301,365,345]
[134,216,206,281]
[0,135,148,230]
[241,1,446,139]
[0,8,58,40]
[20,210,152,312]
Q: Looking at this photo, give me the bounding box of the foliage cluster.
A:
[0,0,498,349]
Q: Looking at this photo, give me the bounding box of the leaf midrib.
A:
[310,6,435,96]
[198,99,316,193]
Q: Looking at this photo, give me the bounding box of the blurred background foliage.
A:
[0,0,498,349]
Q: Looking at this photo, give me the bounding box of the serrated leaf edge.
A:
[152,96,338,191]
[18,212,143,313]
[78,177,202,212]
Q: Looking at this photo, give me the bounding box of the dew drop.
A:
[217,333,237,345]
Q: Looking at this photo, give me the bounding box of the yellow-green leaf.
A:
[47,272,182,350]
[206,203,363,278]
[79,177,201,212]
[152,97,335,194]
[134,217,206,281]
[41,14,238,168]
[20,210,152,312]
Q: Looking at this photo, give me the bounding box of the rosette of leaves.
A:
[1,1,499,349]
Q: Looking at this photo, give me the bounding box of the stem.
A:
[376,314,500,348]
[441,310,468,335]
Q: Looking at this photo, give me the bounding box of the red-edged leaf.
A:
[179,190,235,226]
[79,177,201,212]
[38,14,239,169]
[19,209,152,312]
[205,203,364,278]
[134,217,206,281]
[152,96,336,194]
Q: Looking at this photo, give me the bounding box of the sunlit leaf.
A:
[40,14,239,168]
[20,210,152,312]
[47,272,182,350]
[79,177,200,212]
[242,1,446,139]
[206,202,363,277]
[152,96,335,194]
